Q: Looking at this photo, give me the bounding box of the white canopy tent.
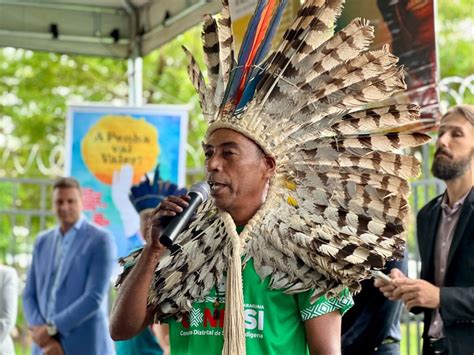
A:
[0,0,222,104]
[0,0,221,57]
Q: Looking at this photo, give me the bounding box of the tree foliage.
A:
[438,0,474,79]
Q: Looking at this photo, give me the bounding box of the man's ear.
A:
[263,155,276,177]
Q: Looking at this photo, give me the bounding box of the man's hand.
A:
[30,325,51,348]
[43,338,64,355]
[374,267,407,300]
[392,278,440,311]
[147,195,190,253]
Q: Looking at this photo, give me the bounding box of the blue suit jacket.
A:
[23,219,117,355]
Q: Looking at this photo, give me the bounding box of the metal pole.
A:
[128,56,143,107]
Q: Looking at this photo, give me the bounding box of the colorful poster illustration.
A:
[66,105,188,257]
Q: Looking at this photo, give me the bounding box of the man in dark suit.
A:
[376,104,474,355]
[23,177,117,355]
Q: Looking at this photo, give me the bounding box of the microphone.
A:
[159,181,210,249]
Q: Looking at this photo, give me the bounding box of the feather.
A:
[216,0,235,109]
[223,0,287,112]
[202,14,220,93]
[182,46,213,121]
[250,0,345,125]
[236,0,288,111]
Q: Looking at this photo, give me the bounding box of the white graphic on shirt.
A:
[190,308,204,328]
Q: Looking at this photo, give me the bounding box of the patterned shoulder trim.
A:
[300,291,354,321]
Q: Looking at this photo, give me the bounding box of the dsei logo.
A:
[181,307,264,331]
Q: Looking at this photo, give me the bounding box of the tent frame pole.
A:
[128,56,143,106]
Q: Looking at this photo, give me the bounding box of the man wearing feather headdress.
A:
[112,128,352,354]
[110,0,432,353]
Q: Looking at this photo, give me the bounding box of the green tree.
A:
[438,0,474,79]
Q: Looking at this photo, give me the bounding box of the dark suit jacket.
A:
[342,258,408,354]
[416,187,474,354]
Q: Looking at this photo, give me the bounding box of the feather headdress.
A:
[117,0,432,353]
[129,164,187,213]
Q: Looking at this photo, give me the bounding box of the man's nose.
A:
[206,154,222,171]
[437,133,450,148]
[58,202,71,210]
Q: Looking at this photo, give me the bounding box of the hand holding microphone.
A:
[147,182,210,254]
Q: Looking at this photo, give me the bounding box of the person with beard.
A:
[375,104,474,355]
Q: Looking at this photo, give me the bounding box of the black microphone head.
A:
[190,181,210,202]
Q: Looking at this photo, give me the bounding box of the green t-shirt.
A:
[167,258,353,354]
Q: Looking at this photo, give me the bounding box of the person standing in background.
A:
[115,165,186,355]
[376,105,474,354]
[23,177,117,355]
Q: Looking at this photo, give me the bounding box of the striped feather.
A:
[202,14,220,92]
[182,46,213,121]
[216,0,235,108]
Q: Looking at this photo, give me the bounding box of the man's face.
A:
[432,112,474,181]
[53,187,83,229]
[203,129,275,223]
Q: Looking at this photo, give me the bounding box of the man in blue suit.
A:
[23,177,117,355]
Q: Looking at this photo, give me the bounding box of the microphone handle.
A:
[159,192,202,248]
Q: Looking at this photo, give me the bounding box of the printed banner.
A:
[337,0,439,120]
[66,104,188,257]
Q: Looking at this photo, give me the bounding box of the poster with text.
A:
[66,104,188,257]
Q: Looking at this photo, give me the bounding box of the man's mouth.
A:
[435,151,452,159]
[208,181,228,193]
[435,149,453,159]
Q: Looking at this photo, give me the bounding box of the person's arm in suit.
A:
[22,238,47,326]
[0,267,18,344]
[391,207,474,316]
[439,287,474,325]
[50,231,117,334]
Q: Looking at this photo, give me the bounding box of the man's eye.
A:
[223,151,235,157]
[204,151,213,158]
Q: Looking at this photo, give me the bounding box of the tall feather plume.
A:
[201,14,220,99]
[252,0,346,118]
[182,46,214,121]
[215,0,235,108]
[222,0,288,113]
